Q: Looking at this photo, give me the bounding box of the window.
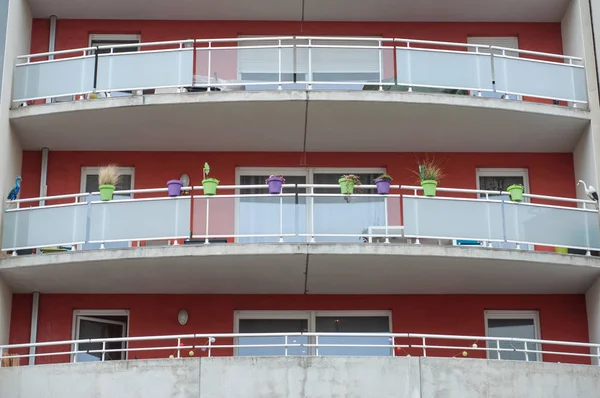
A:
[235,311,391,357]
[72,310,129,362]
[485,311,540,361]
[236,168,386,243]
[89,34,141,55]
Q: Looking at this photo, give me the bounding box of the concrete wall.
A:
[562,0,600,197]
[0,276,11,345]
[586,276,600,364]
[1,356,599,398]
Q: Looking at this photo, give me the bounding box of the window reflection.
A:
[486,318,539,361]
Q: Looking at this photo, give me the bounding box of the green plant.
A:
[410,157,445,183]
[340,174,363,193]
[374,174,393,182]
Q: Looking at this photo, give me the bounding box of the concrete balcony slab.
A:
[1,243,599,294]
[9,91,591,152]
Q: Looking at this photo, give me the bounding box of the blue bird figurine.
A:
[7,176,22,201]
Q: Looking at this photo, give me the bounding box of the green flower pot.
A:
[507,184,524,202]
[339,178,355,194]
[421,180,437,197]
[99,184,115,201]
[202,178,219,196]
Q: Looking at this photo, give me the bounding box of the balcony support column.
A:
[45,15,57,104]
[39,147,48,206]
[28,291,39,365]
[586,276,600,365]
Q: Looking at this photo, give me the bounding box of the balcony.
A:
[9,37,591,152]
[0,331,599,398]
[2,184,600,295]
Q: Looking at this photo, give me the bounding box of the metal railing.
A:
[12,36,588,106]
[2,184,598,254]
[0,332,597,366]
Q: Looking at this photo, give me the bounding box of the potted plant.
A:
[374,174,393,195]
[167,179,183,197]
[202,162,219,196]
[507,184,524,202]
[411,157,445,197]
[266,175,285,194]
[98,164,120,201]
[339,174,361,195]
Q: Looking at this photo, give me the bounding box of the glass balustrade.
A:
[3,192,599,252]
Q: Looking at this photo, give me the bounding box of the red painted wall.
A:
[8,293,590,365]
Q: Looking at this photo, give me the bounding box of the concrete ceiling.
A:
[28,0,570,22]
[1,244,599,294]
[10,91,591,153]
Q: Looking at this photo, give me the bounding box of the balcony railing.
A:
[12,36,588,106]
[0,332,597,366]
[2,184,598,254]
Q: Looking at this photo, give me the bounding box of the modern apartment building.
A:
[2,0,600,396]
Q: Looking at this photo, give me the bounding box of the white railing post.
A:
[73,342,79,363]
[524,341,529,362]
[0,347,3,367]
[207,336,213,357]
[278,39,283,91]
[422,337,427,357]
[596,346,600,365]
[284,335,289,356]
[279,195,284,243]
[307,38,313,90]
[315,335,319,356]
[406,42,413,93]
[384,196,390,244]
[310,187,315,243]
[378,40,383,91]
[207,42,212,92]
[102,341,106,361]
[177,338,181,358]
[496,340,501,360]
[204,197,210,244]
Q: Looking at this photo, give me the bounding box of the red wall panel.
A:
[8,293,590,365]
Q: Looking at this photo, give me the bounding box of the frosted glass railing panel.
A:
[309,46,387,89]
[89,198,190,243]
[13,56,95,101]
[396,48,493,92]
[312,196,400,243]
[236,196,307,243]
[96,49,193,92]
[503,203,600,249]
[493,57,587,102]
[2,204,87,250]
[403,196,504,241]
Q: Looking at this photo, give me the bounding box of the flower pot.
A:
[375,179,391,195]
[267,177,284,194]
[421,180,437,197]
[339,177,355,195]
[99,184,116,201]
[202,178,219,196]
[507,184,524,202]
[167,180,183,197]
[555,247,569,254]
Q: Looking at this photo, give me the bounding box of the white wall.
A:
[562,0,600,198]
[586,276,600,364]
[0,0,32,343]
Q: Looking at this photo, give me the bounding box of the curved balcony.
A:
[9,37,591,152]
[1,184,599,295]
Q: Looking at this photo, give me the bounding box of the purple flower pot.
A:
[375,179,391,195]
[167,180,183,197]
[267,177,284,194]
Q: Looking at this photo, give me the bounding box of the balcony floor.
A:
[10,91,591,152]
[1,243,599,294]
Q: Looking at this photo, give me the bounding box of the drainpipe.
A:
[28,292,39,365]
[46,15,57,104]
[39,147,49,206]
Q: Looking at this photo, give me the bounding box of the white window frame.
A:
[235,167,386,242]
[233,310,392,356]
[71,309,130,362]
[475,168,530,199]
[484,310,541,361]
[80,166,136,198]
[88,34,141,46]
